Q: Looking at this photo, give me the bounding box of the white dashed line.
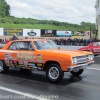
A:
[0,86,50,100]
[87,68,100,71]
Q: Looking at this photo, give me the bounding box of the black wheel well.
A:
[43,61,60,71]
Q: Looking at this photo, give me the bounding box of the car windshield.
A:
[92,42,100,46]
[33,40,58,50]
[97,42,100,46]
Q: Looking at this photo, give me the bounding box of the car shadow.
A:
[2,68,86,86]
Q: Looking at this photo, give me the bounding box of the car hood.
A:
[41,49,90,57]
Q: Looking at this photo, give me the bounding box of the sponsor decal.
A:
[28,63,36,68]
[17,52,34,61]
[23,60,28,68]
[27,66,33,68]
[37,54,44,63]
[18,59,23,65]
[41,30,56,37]
[4,28,23,36]
[37,63,42,66]
[56,31,72,37]
[27,30,36,36]
[44,30,53,36]
[19,64,24,67]
[93,48,100,52]
[37,67,42,70]
[17,52,36,68]
[5,53,12,66]
[4,52,44,68]
[28,63,35,66]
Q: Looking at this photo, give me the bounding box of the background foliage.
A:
[0,0,96,33]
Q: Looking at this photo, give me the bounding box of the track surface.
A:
[0,56,100,100]
[0,45,99,100]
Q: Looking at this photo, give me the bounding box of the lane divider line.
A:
[0,86,50,100]
[87,68,100,71]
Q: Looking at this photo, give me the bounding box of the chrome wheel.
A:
[49,66,59,80]
[72,68,79,72]
[46,64,64,83]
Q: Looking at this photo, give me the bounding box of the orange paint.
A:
[0,39,94,71]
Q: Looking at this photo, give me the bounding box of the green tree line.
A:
[0,0,96,32]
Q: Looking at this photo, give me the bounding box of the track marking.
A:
[87,68,100,71]
[0,86,50,100]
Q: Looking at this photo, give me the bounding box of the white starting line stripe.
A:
[0,86,50,100]
[87,68,100,71]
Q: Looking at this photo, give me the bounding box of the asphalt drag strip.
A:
[0,55,99,100]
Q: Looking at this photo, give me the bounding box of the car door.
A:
[6,41,37,68]
[16,41,37,68]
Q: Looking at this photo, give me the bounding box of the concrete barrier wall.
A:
[59,46,84,50]
[0,44,84,50]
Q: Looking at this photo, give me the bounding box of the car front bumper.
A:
[67,61,94,72]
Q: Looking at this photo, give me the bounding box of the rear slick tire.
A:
[0,60,9,73]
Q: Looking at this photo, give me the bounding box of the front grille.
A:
[76,56,88,64]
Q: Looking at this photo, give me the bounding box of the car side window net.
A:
[16,42,34,50]
[8,41,34,50]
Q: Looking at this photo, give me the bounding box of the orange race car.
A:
[0,39,94,83]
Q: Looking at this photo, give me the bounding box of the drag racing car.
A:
[78,42,100,55]
[0,39,94,83]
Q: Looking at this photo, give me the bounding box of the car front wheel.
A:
[46,64,64,83]
[70,69,84,76]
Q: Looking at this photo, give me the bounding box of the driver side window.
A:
[8,42,34,51]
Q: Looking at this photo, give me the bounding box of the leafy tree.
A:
[0,0,10,17]
[0,0,95,32]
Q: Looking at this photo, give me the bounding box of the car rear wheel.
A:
[70,69,84,76]
[0,60,9,73]
[46,64,64,83]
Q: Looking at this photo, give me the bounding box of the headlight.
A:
[72,57,77,64]
[88,54,94,60]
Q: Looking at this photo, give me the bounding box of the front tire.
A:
[46,64,64,83]
[0,60,9,73]
[70,69,84,76]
